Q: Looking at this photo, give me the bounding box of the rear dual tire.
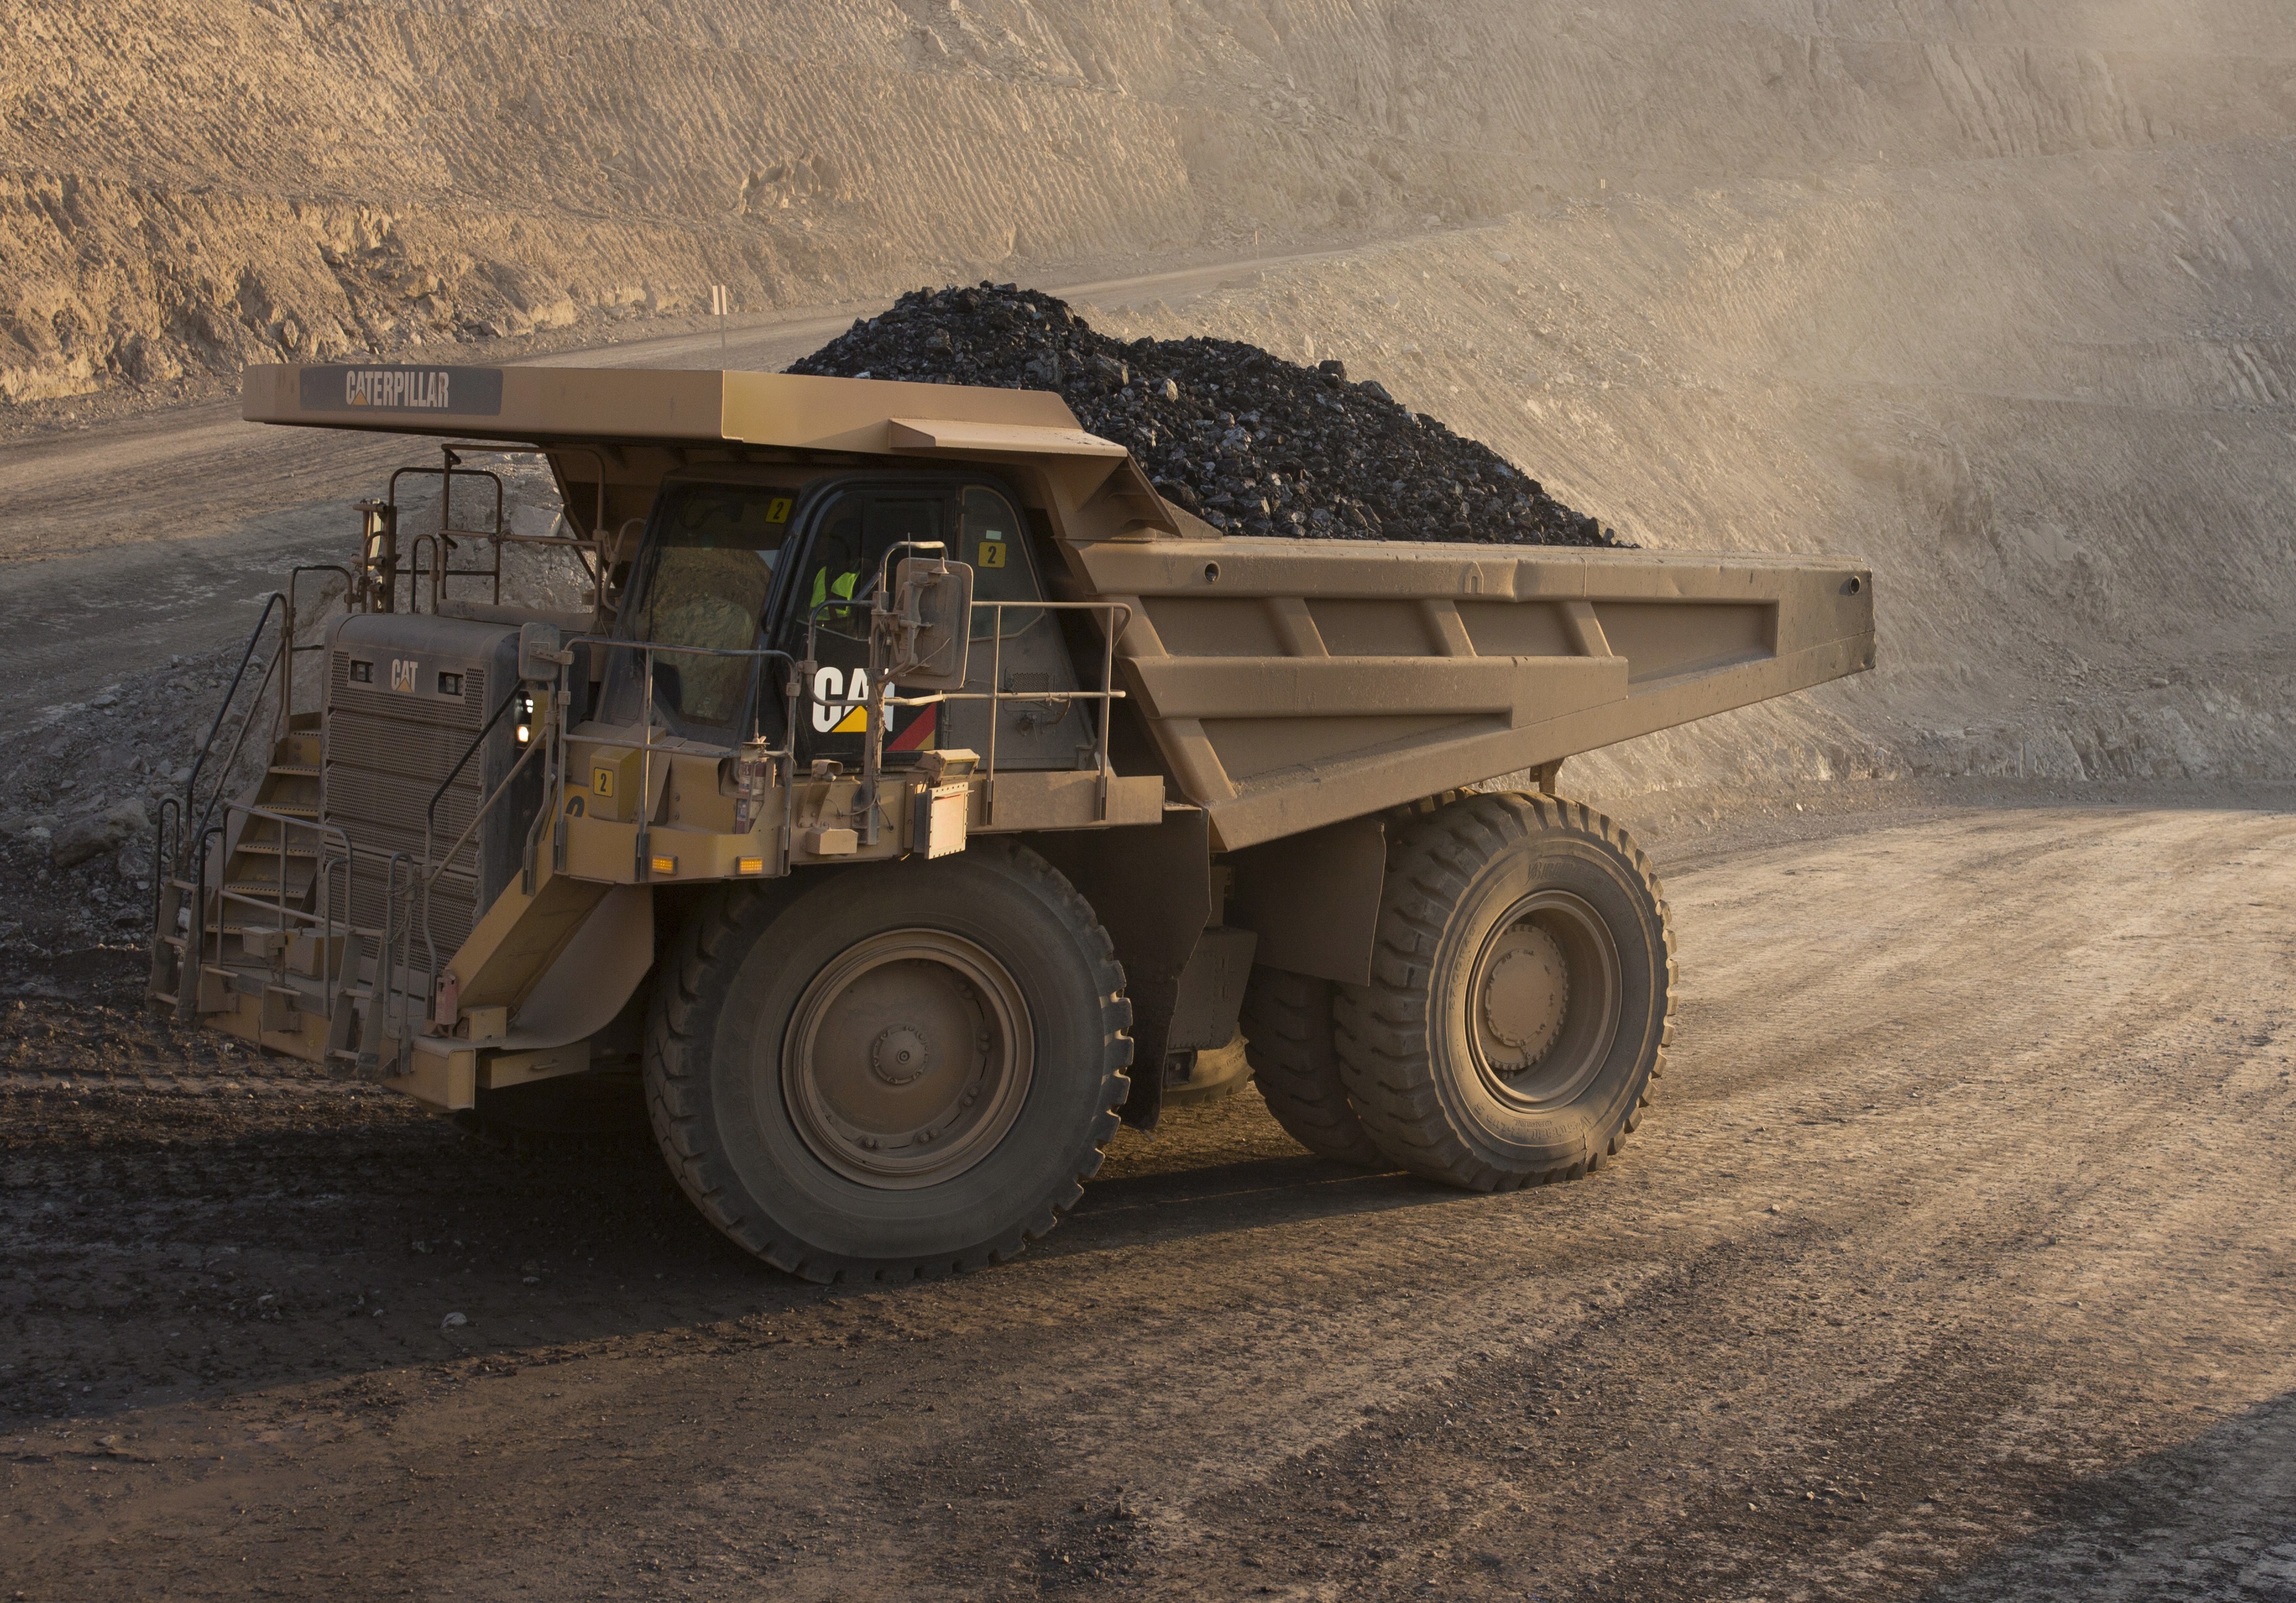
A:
[1247,793,1673,1190]
[1335,792,1674,1189]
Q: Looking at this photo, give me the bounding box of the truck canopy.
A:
[242,362,1177,537]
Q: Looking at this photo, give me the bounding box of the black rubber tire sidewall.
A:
[1242,966,1386,1167]
[1428,827,1665,1173]
[683,851,1122,1267]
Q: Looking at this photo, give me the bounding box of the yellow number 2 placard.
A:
[977,540,1007,569]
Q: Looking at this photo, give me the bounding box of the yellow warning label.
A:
[766,496,793,524]
[591,766,616,797]
[977,540,1007,569]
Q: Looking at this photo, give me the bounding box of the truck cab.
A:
[611,468,1083,773]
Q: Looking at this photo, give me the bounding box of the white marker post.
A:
[711,284,728,354]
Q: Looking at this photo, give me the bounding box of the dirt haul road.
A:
[4,801,2290,1600]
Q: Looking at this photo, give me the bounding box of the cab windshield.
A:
[620,482,795,728]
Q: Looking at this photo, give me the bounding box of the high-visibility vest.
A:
[810,568,858,609]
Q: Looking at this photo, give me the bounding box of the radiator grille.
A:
[328,668,488,729]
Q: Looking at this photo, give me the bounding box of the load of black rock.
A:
[788,283,1624,546]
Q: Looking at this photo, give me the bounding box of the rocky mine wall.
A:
[7,0,2296,406]
[1080,144,2296,802]
[1,0,2291,893]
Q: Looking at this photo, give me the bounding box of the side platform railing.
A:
[144,435,609,1067]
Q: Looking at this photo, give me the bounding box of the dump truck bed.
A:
[1071,535,1872,851]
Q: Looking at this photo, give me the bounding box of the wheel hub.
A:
[783,930,1033,1189]
[1464,890,1622,1108]
[871,1024,932,1086]
[1480,928,1568,1068]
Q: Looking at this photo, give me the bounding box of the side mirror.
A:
[871,558,973,692]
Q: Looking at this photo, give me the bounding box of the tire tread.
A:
[642,841,1131,1282]
[1333,792,1674,1191]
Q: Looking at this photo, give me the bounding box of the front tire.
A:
[1334,793,1673,1190]
[644,841,1132,1281]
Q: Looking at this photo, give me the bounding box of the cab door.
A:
[777,478,1082,772]
[780,485,944,769]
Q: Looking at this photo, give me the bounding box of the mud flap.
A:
[1026,807,1214,1133]
[1227,813,1387,986]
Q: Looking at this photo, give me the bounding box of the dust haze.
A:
[2,1,2294,1598]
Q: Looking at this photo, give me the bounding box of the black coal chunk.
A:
[787,283,1626,546]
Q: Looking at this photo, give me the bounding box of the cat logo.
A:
[389,658,418,693]
[811,665,872,733]
[345,368,453,410]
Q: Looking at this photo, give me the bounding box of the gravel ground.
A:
[3,799,2292,1599]
[0,643,258,1005]
[790,283,1618,546]
[0,467,583,996]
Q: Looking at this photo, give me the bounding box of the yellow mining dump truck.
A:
[147,362,1873,1280]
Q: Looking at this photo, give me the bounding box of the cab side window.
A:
[962,485,1045,640]
[801,496,945,642]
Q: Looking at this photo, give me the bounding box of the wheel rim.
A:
[782,928,1034,1189]
[1466,890,1621,1108]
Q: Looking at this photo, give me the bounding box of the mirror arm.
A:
[875,538,949,603]
[860,676,889,848]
